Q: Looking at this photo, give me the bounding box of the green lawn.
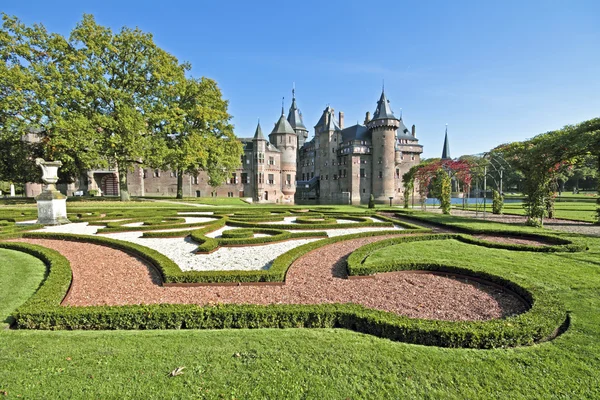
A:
[0,248,46,328]
[1,211,600,397]
[460,200,598,222]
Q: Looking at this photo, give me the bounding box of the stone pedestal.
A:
[36,190,70,225]
[34,158,70,225]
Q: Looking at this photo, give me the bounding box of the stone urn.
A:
[35,158,70,225]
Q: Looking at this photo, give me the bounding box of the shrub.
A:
[368,194,375,209]
[492,189,504,214]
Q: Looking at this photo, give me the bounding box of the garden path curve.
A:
[16,237,527,321]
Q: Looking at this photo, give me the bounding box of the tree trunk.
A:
[117,162,130,201]
[176,170,184,199]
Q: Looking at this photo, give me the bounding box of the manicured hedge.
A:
[343,234,566,348]
[5,237,565,348]
[390,211,586,252]
[227,219,395,230]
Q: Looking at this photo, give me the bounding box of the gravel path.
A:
[15,237,527,321]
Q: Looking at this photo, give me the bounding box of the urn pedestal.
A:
[35,159,70,225]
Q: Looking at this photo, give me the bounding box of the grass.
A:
[0,248,46,328]
[1,208,600,397]
[458,200,597,222]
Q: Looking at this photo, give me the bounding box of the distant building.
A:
[25,90,424,205]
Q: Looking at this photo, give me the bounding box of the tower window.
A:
[360,168,366,178]
[378,171,383,178]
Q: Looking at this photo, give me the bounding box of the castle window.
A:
[343,169,347,177]
[311,172,314,179]
[268,174,274,185]
[378,171,383,179]
[411,155,415,161]
[143,170,147,179]
[360,168,366,178]
[378,157,382,164]
[154,169,160,178]
[302,173,305,181]
[362,189,366,193]
[193,176,199,185]
[325,175,328,180]
[286,174,291,185]
[242,173,249,184]
[396,169,400,178]
[269,156,274,165]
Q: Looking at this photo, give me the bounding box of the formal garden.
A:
[1,11,600,399]
[0,198,599,398]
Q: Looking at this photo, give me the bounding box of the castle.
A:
[26,90,423,205]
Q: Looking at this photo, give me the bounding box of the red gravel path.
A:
[16,237,527,321]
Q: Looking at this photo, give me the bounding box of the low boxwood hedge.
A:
[5,237,565,349]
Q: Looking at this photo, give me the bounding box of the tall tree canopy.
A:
[0,13,242,200]
[163,77,242,198]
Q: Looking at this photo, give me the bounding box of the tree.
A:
[163,77,242,198]
[431,168,451,214]
[66,15,186,200]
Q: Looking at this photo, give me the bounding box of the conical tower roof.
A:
[253,121,265,141]
[271,112,296,135]
[287,90,307,131]
[441,126,451,159]
[372,90,398,121]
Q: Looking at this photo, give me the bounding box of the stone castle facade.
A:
[26,90,423,205]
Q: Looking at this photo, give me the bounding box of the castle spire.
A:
[287,86,307,131]
[253,120,265,141]
[371,90,398,121]
[441,124,451,159]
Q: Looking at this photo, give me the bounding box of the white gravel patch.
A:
[205,225,236,238]
[183,217,215,224]
[293,225,404,237]
[123,222,145,227]
[104,231,319,271]
[178,211,214,215]
[256,216,297,224]
[28,219,405,272]
[35,222,100,235]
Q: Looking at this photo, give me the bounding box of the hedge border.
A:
[4,235,566,349]
[391,211,586,252]
[344,234,567,348]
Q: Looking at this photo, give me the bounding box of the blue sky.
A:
[4,0,600,158]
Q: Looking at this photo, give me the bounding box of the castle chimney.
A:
[364,111,371,125]
[411,124,416,137]
[339,111,344,129]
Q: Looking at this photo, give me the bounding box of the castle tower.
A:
[314,106,342,203]
[252,121,267,202]
[269,105,297,203]
[367,90,400,203]
[287,88,309,148]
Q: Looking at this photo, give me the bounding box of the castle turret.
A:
[269,106,297,201]
[252,121,267,202]
[367,90,400,203]
[287,88,309,149]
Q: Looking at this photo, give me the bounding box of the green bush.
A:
[492,189,504,214]
[368,194,375,209]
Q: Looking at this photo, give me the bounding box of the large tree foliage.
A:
[163,77,242,198]
[495,118,600,225]
[1,13,241,201]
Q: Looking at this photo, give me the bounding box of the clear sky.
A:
[3,0,600,158]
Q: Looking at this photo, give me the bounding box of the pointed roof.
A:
[271,113,296,135]
[441,126,451,159]
[372,90,398,121]
[253,121,266,141]
[287,90,307,131]
[314,106,342,131]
